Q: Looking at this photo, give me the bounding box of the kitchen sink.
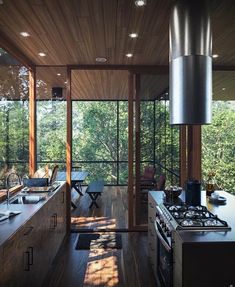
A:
[10,195,46,204]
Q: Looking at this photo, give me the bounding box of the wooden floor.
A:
[42,232,157,287]
[71,186,129,230]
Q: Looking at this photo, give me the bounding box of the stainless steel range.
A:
[154,203,231,287]
[157,203,231,236]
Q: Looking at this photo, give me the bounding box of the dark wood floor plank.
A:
[43,232,156,287]
[71,186,128,230]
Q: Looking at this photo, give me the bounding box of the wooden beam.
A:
[68,64,235,73]
[187,125,202,180]
[0,31,35,68]
[69,65,169,74]
[128,72,134,230]
[213,65,235,71]
[29,68,36,176]
[135,74,141,226]
[180,125,187,187]
[66,66,72,233]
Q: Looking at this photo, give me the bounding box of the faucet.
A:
[5,172,21,207]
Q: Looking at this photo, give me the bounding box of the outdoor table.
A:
[56,171,89,208]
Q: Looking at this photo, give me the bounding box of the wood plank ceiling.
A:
[0,0,234,66]
[0,0,234,100]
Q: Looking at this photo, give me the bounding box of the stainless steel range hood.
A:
[169,0,212,125]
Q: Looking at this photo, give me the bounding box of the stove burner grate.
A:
[164,203,230,230]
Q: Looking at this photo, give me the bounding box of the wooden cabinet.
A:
[148,193,158,279]
[1,184,66,287]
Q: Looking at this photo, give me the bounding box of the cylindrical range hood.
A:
[169,0,212,125]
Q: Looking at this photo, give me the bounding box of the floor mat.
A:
[75,233,122,250]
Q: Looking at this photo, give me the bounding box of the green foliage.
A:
[202,101,235,194]
[155,101,180,185]
[0,65,29,185]
[37,101,66,162]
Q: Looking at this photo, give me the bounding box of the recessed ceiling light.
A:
[20,32,30,37]
[126,53,133,58]
[57,73,61,76]
[212,54,219,58]
[135,0,146,7]
[64,81,68,84]
[129,33,138,38]
[0,0,3,4]
[222,88,226,91]
[38,52,46,57]
[95,57,107,63]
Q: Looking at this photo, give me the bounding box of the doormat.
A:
[75,233,122,250]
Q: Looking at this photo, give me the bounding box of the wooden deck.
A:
[71,186,129,231]
[42,232,156,287]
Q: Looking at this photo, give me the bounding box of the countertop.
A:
[149,190,235,243]
[0,181,66,247]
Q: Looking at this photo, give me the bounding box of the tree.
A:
[202,101,235,194]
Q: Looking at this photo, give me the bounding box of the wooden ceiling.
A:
[213,71,235,101]
[0,0,234,66]
[35,68,235,101]
[71,70,129,100]
[0,0,234,100]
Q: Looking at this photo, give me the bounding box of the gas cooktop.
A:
[162,203,231,231]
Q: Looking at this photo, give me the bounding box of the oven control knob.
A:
[160,218,164,224]
[166,231,171,237]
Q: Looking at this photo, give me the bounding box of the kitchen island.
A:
[0,182,67,287]
[148,190,235,287]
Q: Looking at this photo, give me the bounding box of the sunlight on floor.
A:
[71,216,117,229]
[84,249,119,287]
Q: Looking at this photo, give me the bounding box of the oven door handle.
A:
[154,221,171,252]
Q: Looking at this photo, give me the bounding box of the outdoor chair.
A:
[140,166,156,190]
[155,174,166,190]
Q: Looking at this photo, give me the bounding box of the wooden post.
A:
[187,125,201,180]
[128,72,134,230]
[29,68,36,176]
[135,74,141,226]
[66,66,72,233]
[180,125,187,187]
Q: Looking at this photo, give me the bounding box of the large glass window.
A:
[36,101,66,169]
[72,101,118,184]
[155,100,180,185]
[36,66,67,171]
[202,101,235,194]
[118,101,128,184]
[0,49,29,186]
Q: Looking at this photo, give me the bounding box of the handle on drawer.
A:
[24,251,30,271]
[28,247,34,266]
[53,213,57,228]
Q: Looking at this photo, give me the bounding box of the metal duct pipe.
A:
[169,0,212,125]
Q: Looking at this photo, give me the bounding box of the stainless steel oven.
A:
[155,210,173,287]
[155,220,173,287]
